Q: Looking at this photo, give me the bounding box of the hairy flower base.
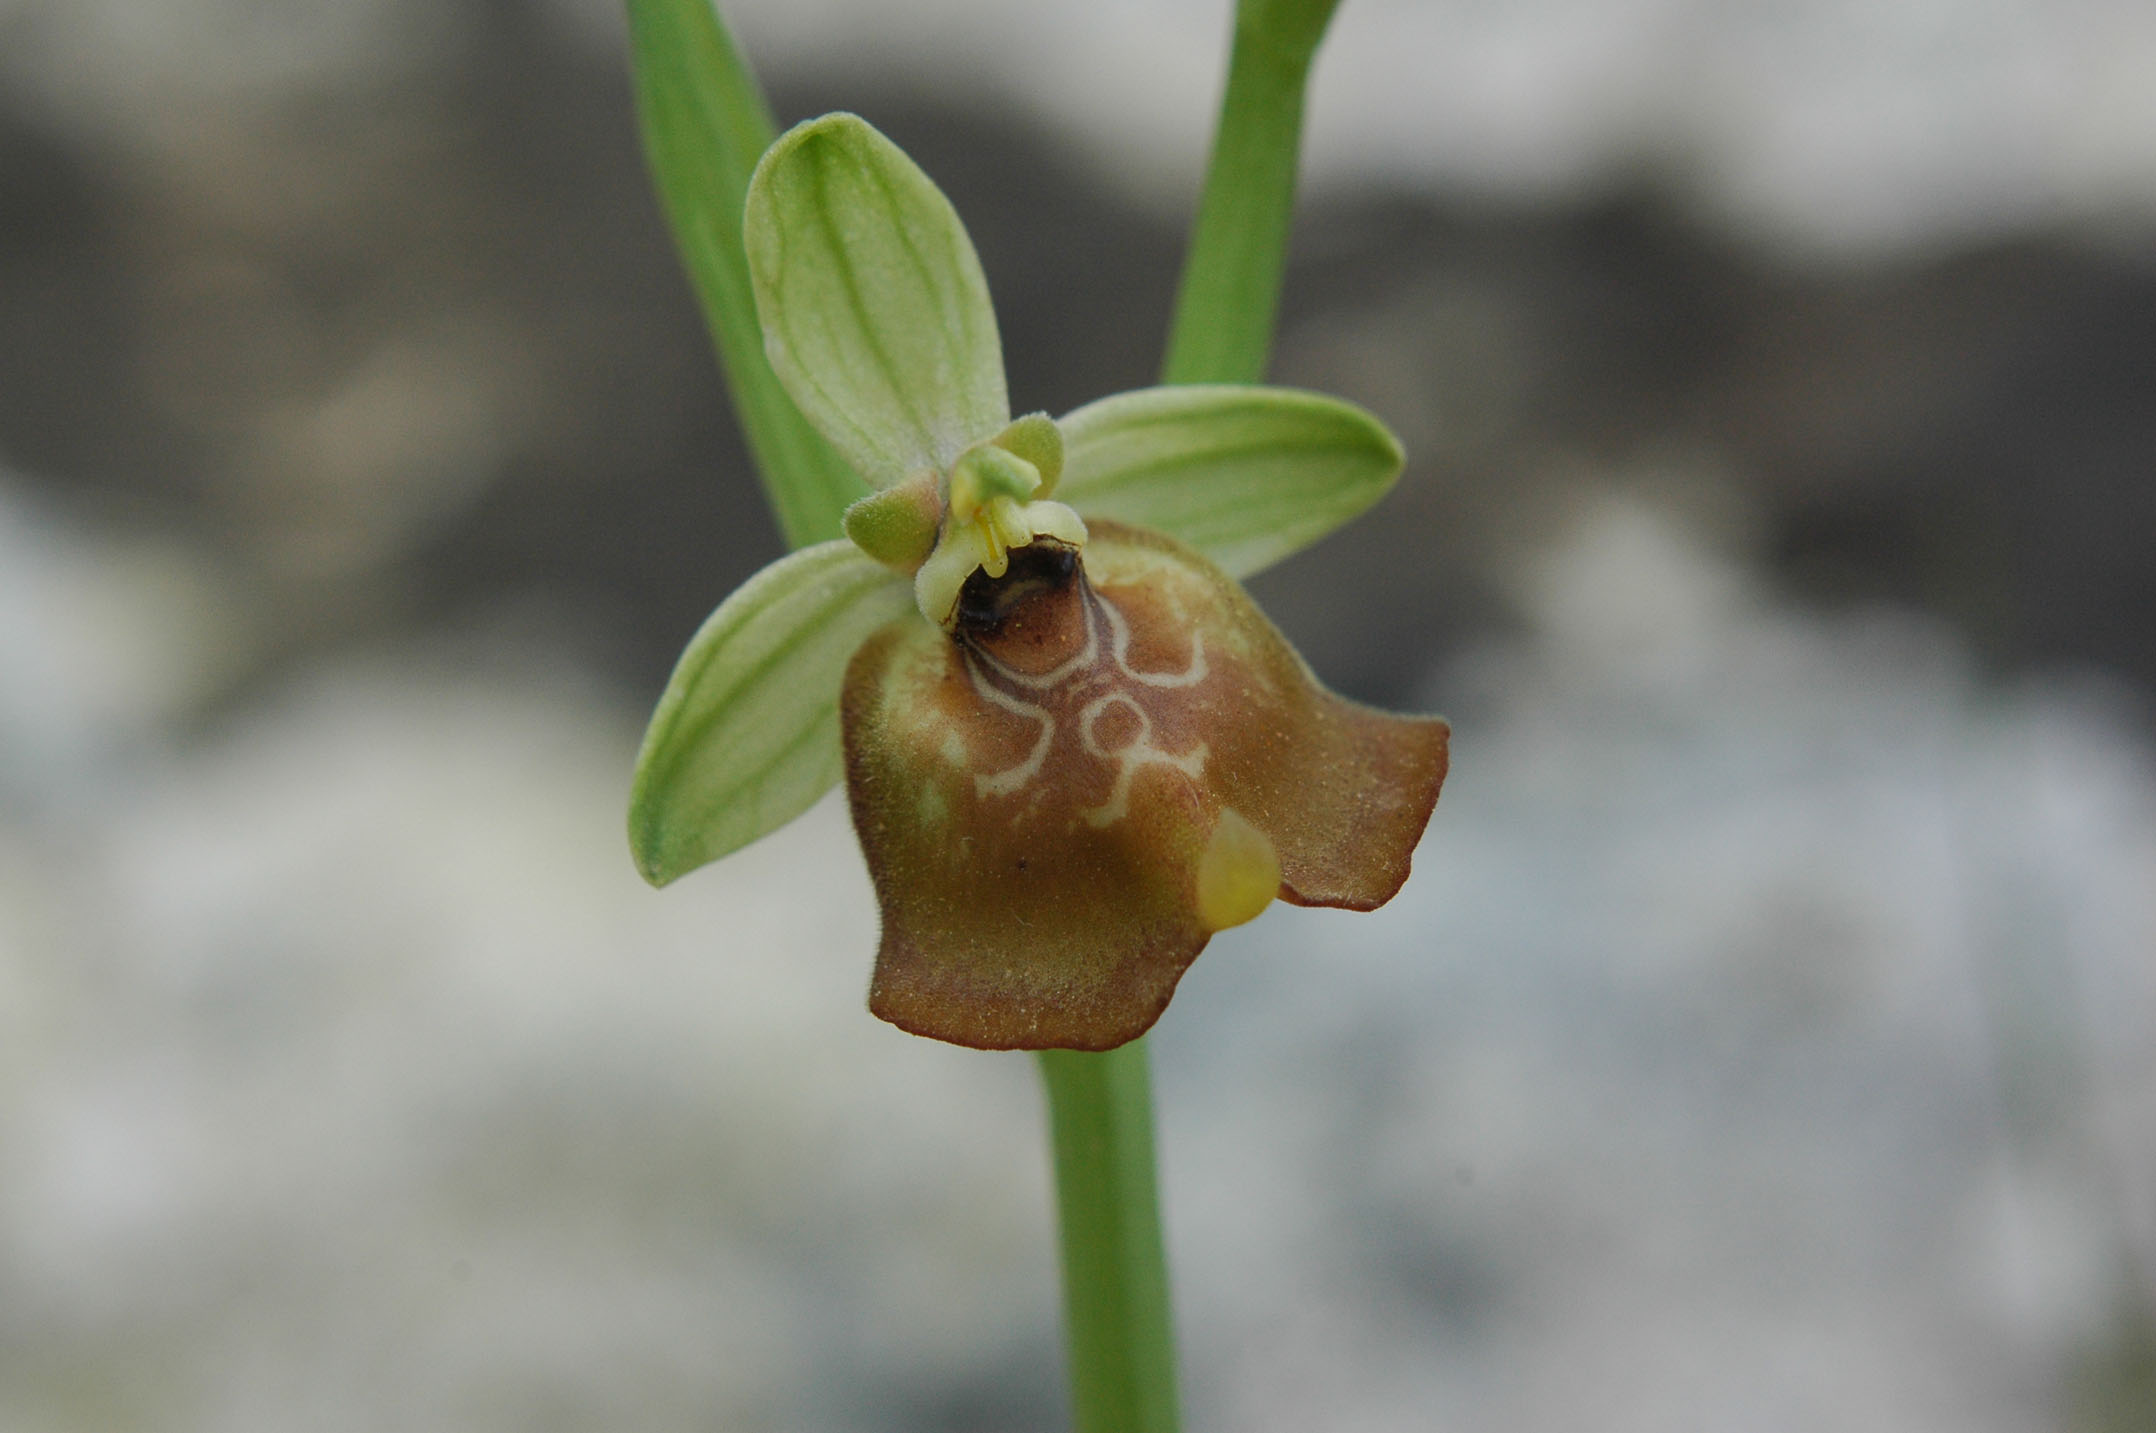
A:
[842,521,1450,1050]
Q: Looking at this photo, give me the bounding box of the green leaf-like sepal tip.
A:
[630,540,911,885]
[746,113,1009,489]
[1056,385,1404,579]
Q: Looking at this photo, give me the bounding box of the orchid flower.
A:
[628,114,1449,1051]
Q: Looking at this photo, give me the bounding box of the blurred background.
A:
[3,0,2154,1428]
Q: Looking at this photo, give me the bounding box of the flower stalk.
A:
[1043,2,1346,1427]
[1039,1042,1181,1433]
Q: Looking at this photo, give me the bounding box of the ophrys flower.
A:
[630,114,1448,1050]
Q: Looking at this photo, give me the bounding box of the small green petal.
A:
[1056,385,1404,578]
[746,113,1010,488]
[630,540,913,885]
[843,472,942,570]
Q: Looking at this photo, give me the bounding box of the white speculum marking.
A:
[967,670,1054,799]
[964,588,1210,823]
[1098,593,1208,688]
[1076,692,1208,828]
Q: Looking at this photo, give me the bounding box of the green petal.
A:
[842,472,942,570]
[630,540,913,885]
[1055,385,1404,578]
[746,113,1009,488]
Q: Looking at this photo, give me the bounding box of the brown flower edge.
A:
[841,519,1450,1050]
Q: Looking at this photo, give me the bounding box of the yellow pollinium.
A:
[963,492,1040,579]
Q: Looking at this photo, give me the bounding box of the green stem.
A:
[625,0,867,549]
[1037,1040,1180,1433]
[1035,9,1342,1431]
[1162,0,1344,386]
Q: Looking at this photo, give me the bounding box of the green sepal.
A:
[746,113,1010,489]
[991,412,1064,493]
[629,540,913,885]
[1055,385,1404,578]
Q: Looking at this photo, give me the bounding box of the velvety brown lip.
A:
[841,520,1449,1051]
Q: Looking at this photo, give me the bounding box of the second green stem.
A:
[1162,0,1344,387]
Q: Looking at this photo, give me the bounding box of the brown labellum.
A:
[840,521,1449,1050]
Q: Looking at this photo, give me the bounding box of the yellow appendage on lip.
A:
[1195,806,1280,932]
